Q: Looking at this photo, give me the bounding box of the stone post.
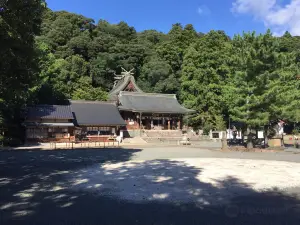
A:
[221,131,228,151]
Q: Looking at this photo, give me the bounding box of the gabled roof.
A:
[109,75,143,100]
[118,91,195,114]
[70,100,126,126]
[26,105,73,120]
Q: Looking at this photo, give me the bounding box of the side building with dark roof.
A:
[23,101,127,143]
[23,105,75,143]
[70,100,126,141]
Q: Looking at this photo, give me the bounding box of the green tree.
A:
[72,77,108,101]
[181,31,232,131]
[0,0,45,144]
[138,57,177,93]
[228,31,296,148]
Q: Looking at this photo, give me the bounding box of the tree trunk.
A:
[264,125,268,148]
[246,127,254,150]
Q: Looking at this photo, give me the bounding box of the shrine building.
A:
[23,69,194,142]
[109,68,195,136]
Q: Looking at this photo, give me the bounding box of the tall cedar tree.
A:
[0,0,45,144]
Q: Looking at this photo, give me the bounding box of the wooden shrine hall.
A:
[22,68,195,142]
[109,68,195,134]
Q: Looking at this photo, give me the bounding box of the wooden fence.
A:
[49,140,120,150]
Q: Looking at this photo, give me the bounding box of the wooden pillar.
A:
[139,112,142,128]
[139,112,142,136]
[178,119,181,130]
[168,120,170,130]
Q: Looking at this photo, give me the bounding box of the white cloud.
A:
[197,5,211,16]
[232,0,300,36]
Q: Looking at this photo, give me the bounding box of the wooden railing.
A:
[49,139,120,150]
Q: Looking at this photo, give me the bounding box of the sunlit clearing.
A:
[50,171,70,176]
[38,175,50,181]
[151,193,169,200]
[53,194,67,199]
[0,178,11,186]
[51,185,65,192]
[102,162,141,170]
[104,172,113,175]
[153,176,172,183]
[13,210,33,217]
[196,199,210,205]
[70,196,78,200]
[1,203,14,210]
[73,179,89,185]
[14,192,33,198]
[60,202,73,208]
[188,189,202,196]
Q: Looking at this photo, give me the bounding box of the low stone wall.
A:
[124,130,141,138]
[227,146,284,152]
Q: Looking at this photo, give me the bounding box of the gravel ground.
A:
[131,146,300,163]
[68,158,300,203]
[0,147,300,225]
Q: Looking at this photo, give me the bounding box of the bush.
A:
[2,137,22,147]
[202,124,213,135]
[0,135,4,146]
[292,126,300,135]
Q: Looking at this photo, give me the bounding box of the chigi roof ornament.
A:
[113,68,135,87]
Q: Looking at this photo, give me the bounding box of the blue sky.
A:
[46,0,298,37]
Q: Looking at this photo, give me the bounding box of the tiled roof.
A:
[26,105,73,119]
[23,122,74,127]
[118,91,195,114]
[70,100,126,126]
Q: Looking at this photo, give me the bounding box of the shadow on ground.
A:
[0,148,299,225]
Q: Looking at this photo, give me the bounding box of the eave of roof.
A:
[118,91,195,114]
[23,122,74,127]
[70,100,117,105]
[118,107,194,114]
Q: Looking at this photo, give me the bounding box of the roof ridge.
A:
[120,91,176,98]
[28,104,70,107]
[70,100,116,105]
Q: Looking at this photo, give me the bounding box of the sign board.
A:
[257,131,264,139]
[129,121,135,125]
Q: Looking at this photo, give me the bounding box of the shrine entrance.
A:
[121,111,182,131]
[141,114,181,130]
